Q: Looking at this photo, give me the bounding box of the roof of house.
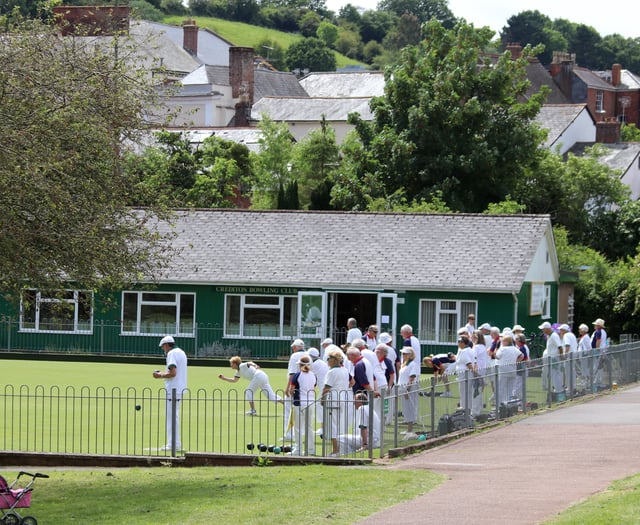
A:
[572,67,616,90]
[535,104,593,149]
[181,65,308,100]
[152,210,553,292]
[525,61,571,104]
[299,71,386,97]
[568,142,640,173]
[144,21,233,66]
[251,96,373,121]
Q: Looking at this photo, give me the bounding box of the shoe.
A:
[402,432,418,441]
[440,391,453,398]
[245,409,257,416]
[159,445,181,451]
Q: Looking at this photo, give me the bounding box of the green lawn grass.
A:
[161,15,368,70]
[1,466,444,524]
[543,473,640,525]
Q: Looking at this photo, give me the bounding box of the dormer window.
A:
[596,90,605,113]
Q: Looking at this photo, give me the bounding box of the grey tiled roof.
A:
[299,71,385,97]
[535,104,592,149]
[568,142,640,173]
[153,210,552,292]
[573,68,614,90]
[196,66,307,100]
[251,96,373,121]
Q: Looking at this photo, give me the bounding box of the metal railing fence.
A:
[2,341,639,460]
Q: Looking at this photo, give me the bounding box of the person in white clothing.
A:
[559,324,578,394]
[463,314,476,337]
[308,347,329,434]
[346,318,362,344]
[337,392,381,454]
[495,332,523,405]
[591,318,608,388]
[321,349,351,455]
[286,355,317,455]
[363,325,379,351]
[539,321,564,398]
[321,338,346,363]
[398,344,420,440]
[284,338,306,440]
[400,324,421,378]
[379,332,399,377]
[471,330,488,415]
[577,324,592,390]
[453,334,476,412]
[218,356,283,415]
[153,335,187,452]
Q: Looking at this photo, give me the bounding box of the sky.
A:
[324,0,640,39]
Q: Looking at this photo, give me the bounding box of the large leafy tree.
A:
[0,17,171,298]
[284,37,336,72]
[349,20,547,212]
[378,0,456,27]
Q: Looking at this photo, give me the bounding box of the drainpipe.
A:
[512,292,518,326]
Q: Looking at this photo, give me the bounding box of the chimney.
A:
[229,47,255,104]
[182,19,198,56]
[506,42,522,59]
[53,5,130,36]
[611,63,622,86]
[595,118,621,144]
[550,51,576,100]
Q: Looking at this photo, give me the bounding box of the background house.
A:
[535,104,596,155]
[0,211,562,358]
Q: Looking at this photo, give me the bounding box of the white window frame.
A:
[20,289,93,334]
[223,294,298,339]
[418,299,477,345]
[596,90,604,113]
[121,291,195,337]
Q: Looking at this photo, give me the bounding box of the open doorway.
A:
[329,292,377,346]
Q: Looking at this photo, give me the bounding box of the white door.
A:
[297,291,327,347]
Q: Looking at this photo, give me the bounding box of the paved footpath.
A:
[359,385,640,525]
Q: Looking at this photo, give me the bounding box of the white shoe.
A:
[245,409,257,416]
[440,391,453,398]
[402,432,418,441]
[159,445,181,451]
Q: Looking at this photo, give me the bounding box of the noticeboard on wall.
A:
[530,282,545,315]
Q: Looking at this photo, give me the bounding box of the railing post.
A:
[170,388,177,457]
[430,376,436,437]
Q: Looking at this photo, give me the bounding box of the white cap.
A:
[291,338,305,348]
[379,332,392,344]
[512,324,525,332]
[457,327,468,335]
[480,323,491,331]
[307,347,320,358]
[538,321,552,330]
[159,335,175,347]
[321,338,333,346]
[558,324,571,332]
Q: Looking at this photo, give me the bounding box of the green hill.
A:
[162,15,367,70]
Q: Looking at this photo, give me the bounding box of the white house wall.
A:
[524,230,559,284]
[620,157,640,200]
[549,109,596,155]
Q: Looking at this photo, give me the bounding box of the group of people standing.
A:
[539,318,609,398]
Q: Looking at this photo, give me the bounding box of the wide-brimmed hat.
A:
[592,318,605,328]
[538,321,552,330]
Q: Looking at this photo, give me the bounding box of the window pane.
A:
[179,294,195,334]
[142,293,175,303]
[440,301,456,311]
[460,302,475,322]
[244,307,279,337]
[245,296,279,305]
[419,300,436,341]
[225,296,241,335]
[122,293,138,332]
[21,290,37,330]
[39,301,75,332]
[283,297,297,337]
[439,312,457,343]
[140,304,176,334]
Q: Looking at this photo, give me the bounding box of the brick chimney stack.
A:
[595,118,621,144]
[182,19,198,56]
[506,42,522,59]
[229,47,255,103]
[611,63,622,86]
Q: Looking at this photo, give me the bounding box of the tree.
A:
[252,115,296,209]
[0,18,171,298]
[298,10,322,37]
[378,0,456,27]
[285,37,336,72]
[621,123,640,142]
[316,20,338,48]
[350,20,548,212]
[501,10,555,65]
[290,116,340,207]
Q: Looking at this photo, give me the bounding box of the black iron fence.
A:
[2,341,639,460]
